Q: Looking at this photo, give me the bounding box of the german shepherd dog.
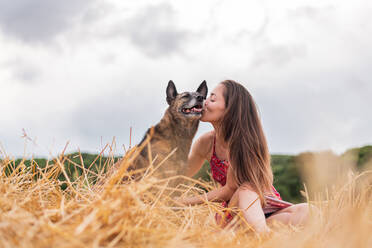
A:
[101,80,208,187]
[133,80,208,180]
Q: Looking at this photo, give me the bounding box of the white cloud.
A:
[0,0,371,157]
[0,0,97,43]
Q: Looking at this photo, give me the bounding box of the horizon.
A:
[3,131,371,160]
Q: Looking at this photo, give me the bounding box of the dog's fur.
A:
[102,80,208,186]
[133,80,208,180]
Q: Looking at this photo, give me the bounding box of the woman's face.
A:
[201,83,226,123]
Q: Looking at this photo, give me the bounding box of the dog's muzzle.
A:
[181,104,203,115]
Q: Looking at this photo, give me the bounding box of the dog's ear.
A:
[196,80,208,99]
[166,80,178,105]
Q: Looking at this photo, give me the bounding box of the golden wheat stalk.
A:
[0,143,371,247]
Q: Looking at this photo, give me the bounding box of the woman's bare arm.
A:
[179,182,236,206]
[185,132,213,177]
[179,165,238,205]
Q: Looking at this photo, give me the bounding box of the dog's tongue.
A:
[192,107,202,113]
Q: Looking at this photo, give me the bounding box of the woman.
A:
[178,80,309,233]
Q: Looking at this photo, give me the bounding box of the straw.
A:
[0,145,371,247]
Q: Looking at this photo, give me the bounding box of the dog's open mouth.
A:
[182,104,203,114]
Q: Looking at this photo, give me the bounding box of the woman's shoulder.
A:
[192,131,215,158]
[197,130,215,146]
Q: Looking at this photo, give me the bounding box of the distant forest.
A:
[7,145,372,203]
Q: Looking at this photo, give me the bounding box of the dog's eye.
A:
[182,94,190,98]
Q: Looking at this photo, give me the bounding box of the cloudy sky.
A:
[0,0,371,158]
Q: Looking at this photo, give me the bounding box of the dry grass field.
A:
[0,140,371,248]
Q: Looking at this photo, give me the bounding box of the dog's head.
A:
[166,80,208,119]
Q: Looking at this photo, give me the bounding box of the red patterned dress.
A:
[209,136,292,224]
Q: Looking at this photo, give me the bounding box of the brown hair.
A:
[220,80,273,204]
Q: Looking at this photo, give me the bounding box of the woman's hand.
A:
[174,185,234,207]
[173,195,203,207]
[173,197,188,207]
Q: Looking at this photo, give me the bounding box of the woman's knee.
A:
[228,188,240,208]
[230,184,257,207]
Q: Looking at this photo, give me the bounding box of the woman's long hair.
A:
[220,80,273,204]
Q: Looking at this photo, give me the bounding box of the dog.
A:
[101,80,208,187]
